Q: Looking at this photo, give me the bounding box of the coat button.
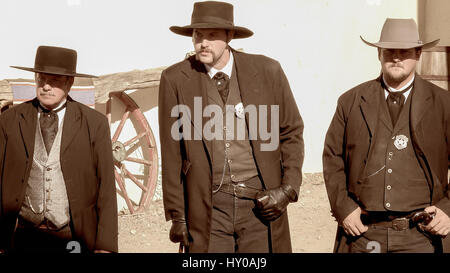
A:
[386,202,391,208]
[387,169,392,174]
[386,185,392,190]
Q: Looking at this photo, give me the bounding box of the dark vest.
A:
[359,88,431,212]
[205,64,259,185]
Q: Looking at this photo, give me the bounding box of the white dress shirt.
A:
[383,75,415,101]
[204,50,234,79]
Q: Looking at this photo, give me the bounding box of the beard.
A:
[382,65,412,85]
[195,50,216,65]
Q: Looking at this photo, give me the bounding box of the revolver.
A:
[411,210,435,226]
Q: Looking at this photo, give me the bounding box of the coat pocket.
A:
[182,160,192,176]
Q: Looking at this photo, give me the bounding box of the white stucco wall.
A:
[0,0,424,172]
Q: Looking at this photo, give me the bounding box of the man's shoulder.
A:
[338,78,380,102]
[417,75,450,99]
[0,100,34,122]
[234,50,281,69]
[162,56,196,78]
[69,99,108,123]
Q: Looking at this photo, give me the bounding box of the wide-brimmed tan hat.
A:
[11,45,97,78]
[170,1,253,39]
[360,18,439,49]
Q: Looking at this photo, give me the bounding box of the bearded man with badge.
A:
[323,18,450,253]
[158,1,304,253]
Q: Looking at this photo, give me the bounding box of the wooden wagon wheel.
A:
[106,91,158,214]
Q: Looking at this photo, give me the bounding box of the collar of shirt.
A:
[383,74,415,100]
[205,50,234,79]
[38,98,67,128]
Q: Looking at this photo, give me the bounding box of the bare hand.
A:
[420,206,450,237]
[94,250,112,253]
[342,207,368,236]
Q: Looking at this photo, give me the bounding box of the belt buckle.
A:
[233,183,246,198]
[392,217,409,231]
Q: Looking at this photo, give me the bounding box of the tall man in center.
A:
[158,1,304,253]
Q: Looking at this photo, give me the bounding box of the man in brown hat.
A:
[159,1,304,252]
[323,18,450,253]
[0,45,118,253]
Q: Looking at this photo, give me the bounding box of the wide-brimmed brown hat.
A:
[360,18,439,49]
[11,45,97,78]
[170,1,253,39]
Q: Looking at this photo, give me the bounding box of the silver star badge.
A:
[394,135,408,150]
[235,102,244,119]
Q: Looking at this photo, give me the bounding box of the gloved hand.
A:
[169,219,189,247]
[255,184,296,222]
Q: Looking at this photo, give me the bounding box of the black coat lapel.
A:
[61,97,82,155]
[232,49,264,149]
[359,77,383,137]
[18,99,39,158]
[410,76,432,130]
[179,56,212,157]
[233,49,260,110]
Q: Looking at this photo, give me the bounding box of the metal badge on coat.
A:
[235,102,245,119]
[394,135,408,150]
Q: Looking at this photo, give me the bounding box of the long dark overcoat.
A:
[0,97,118,252]
[323,75,450,252]
[158,49,304,252]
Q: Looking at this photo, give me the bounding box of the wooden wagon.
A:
[0,67,165,214]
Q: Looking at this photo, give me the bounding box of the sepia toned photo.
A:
[0,0,448,262]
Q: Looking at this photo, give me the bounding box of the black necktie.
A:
[213,72,230,104]
[384,81,413,126]
[39,103,65,154]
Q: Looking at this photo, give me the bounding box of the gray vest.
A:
[206,64,259,185]
[19,117,70,228]
[359,90,431,211]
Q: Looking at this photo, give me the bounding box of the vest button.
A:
[387,169,392,174]
[225,143,230,148]
[228,159,232,164]
[47,168,52,171]
[386,185,392,190]
[386,202,391,208]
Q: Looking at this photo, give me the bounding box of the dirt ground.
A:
[118,172,337,253]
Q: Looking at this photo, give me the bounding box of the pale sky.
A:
[0,0,422,172]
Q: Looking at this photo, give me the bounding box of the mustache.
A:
[197,49,212,54]
[39,93,56,97]
[388,63,404,68]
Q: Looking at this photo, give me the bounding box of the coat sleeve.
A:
[93,116,118,252]
[434,93,450,217]
[323,99,359,224]
[0,117,6,250]
[274,62,304,200]
[158,70,185,221]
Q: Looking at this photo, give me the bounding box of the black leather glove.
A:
[169,219,189,247]
[255,184,297,222]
